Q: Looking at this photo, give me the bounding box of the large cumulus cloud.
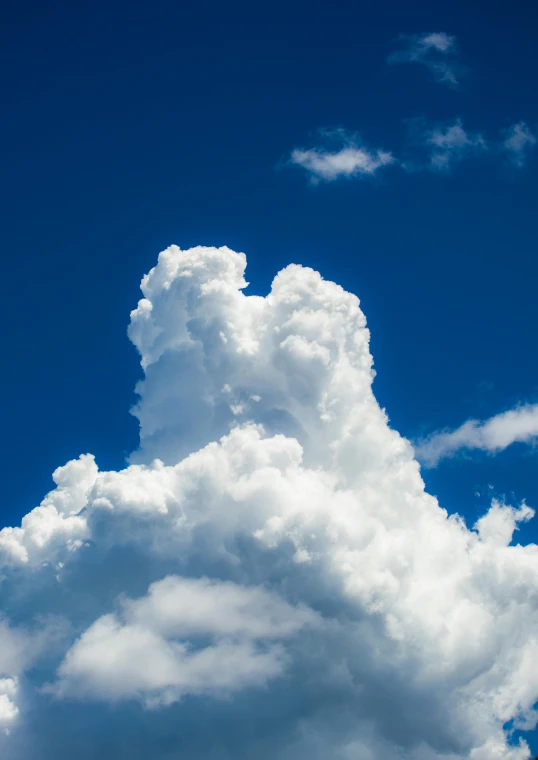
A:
[0,245,537,759]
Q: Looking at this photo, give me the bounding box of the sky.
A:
[2,0,538,757]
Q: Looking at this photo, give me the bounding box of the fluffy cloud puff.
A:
[0,245,537,759]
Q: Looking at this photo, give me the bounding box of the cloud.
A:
[424,119,487,170]
[0,679,18,731]
[1,245,538,759]
[288,118,533,184]
[289,136,395,182]
[502,122,537,167]
[416,403,538,466]
[53,576,317,706]
[388,32,464,87]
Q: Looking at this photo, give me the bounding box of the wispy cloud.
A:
[425,119,487,170]
[502,121,536,167]
[288,118,532,184]
[416,403,538,467]
[290,134,395,182]
[388,32,464,88]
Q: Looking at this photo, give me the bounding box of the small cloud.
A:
[415,403,538,467]
[290,147,394,182]
[425,119,486,170]
[289,131,395,183]
[420,32,455,53]
[502,122,536,167]
[388,32,464,87]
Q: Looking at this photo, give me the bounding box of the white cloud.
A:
[388,32,463,87]
[290,142,395,182]
[54,577,318,705]
[0,679,18,730]
[0,245,538,759]
[475,500,534,548]
[502,122,536,167]
[425,119,487,170]
[288,119,533,184]
[416,403,538,466]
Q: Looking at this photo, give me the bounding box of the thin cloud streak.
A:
[416,403,538,467]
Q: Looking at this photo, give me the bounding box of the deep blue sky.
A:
[2,0,537,552]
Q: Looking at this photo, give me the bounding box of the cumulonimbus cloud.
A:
[0,245,537,759]
[416,403,538,467]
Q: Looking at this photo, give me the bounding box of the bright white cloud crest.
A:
[1,245,538,759]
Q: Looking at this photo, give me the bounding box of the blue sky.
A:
[2,0,538,757]
[3,0,537,527]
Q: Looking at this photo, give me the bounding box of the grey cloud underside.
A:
[0,246,537,759]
